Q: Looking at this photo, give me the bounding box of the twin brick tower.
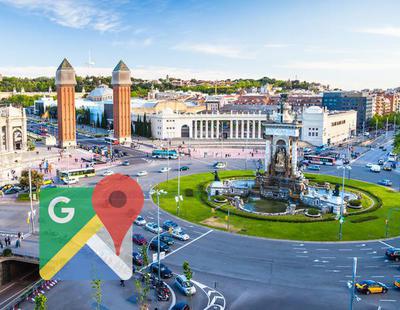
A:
[55,58,132,148]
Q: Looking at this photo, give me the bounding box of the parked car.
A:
[4,187,21,195]
[162,220,182,233]
[394,279,400,288]
[149,239,170,252]
[150,262,173,279]
[0,184,13,191]
[132,252,143,266]
[385,247,400,261]
[103,169,114,176]
[62,178,79,185]
[179,166,189,171]
[308,165,320,171]
[122,160,130,166]
[145,222,163,234]
[171,302,190,310]
[378,179,392,186]
[171,229,190,241]
[383,165,392,171]
[370,165,381,173]
[160,234,175,245]
[159,167,171,173]
[132,233,147,245]
[137,171,148,177]
[213,162,226,169]
[378,159,384,165]
[134,215,146,226]
[175,275,196,296]
[355,280,388,294]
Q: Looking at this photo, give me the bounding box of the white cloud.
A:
[112,37,154,48]
[356,26,400,37]
[278,59,400,70]
[264,43,290,48]
[0,0,121,32]
[172,43,254,59]
[0,65,255,81]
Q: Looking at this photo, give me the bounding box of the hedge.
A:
[350,215,379,223]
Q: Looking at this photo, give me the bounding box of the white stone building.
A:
[148,109,267,140]
[0,105,27,153]
[301,106,357,146]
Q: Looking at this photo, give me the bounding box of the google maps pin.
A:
[92,174,144,256]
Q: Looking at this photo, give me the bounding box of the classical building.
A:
[300,106,357,146]
[0,105,27,153]
[147,109,267,140]
[56,58,77,148]
[112,60,132,143]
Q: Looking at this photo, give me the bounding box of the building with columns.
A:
[56,58,77,148]
[112,60,132,143]
[148,109,267,140]
[0,105,27,153]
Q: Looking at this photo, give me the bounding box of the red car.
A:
[132,234,147,245]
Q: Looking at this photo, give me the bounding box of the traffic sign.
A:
[339,217,345,224]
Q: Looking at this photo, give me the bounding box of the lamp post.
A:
[28,165,35,233]
[176,153,183,215]
[337,164,351,240]
[149,188,167,281]
[349,257,357,310]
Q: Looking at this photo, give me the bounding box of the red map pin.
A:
[92,174,144,256]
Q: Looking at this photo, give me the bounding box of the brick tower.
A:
[55,58,77,148]
[112,60,132,144]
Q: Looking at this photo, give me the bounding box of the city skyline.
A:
[1,0,400,89]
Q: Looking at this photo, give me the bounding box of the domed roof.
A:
[88,85,113,100]
[305,106,323,114]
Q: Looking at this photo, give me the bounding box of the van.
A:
[370,165,381,173]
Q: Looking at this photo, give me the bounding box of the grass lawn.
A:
[153,170,400,241]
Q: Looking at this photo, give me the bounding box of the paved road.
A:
[5,130,400,309]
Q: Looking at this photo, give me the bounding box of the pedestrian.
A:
[120,280,125,287]
[17,232,21,239]
[0,239,3,249]
[15,238,20,248]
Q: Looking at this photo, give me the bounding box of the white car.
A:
[145,222,163,234]
[214,162,226,169]
[365,163,373,168]
[137,171,148,177]
[134,215,146,226]
[159,167,171,173]
[103,169,114,176]
[171,229,190,241]
[63,178,78,185]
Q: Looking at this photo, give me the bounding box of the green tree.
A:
[143,113,147,137]
[91,279,102,310]
[19,169,44,192]
[101,112,107,129]
[96,115,101,128]
[134,245,151,310]
[183,261,193,282]
[34,294,47,310]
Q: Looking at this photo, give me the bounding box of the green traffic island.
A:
[153,170,399,241]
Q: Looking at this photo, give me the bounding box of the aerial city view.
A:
[1,1,400,309]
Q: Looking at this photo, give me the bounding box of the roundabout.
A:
[152,171,396,241]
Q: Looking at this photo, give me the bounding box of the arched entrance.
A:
[13,129,22,150]
[181,125,190,138]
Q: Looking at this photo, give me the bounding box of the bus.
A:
[152,149,178,159]
[303,155,336,166]
[57,167,96,181]
[104,137,119,145]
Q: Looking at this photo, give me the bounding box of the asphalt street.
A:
[7,126,400,309]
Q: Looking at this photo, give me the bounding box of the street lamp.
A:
[28,165,35,233]
[337,164,352,240]
[149,188,167,281]
[176,153,183,215]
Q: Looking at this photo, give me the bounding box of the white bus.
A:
[104,137,119,145]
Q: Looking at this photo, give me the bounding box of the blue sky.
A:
[1,0,400,89]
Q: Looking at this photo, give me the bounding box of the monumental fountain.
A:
[208,94,357,216]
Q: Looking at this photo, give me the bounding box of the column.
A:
[246,120,250,139]
[211,120,214,139]
[216,120,220,138]
[0,128,2,152]
[235,120,239,139]
[189,123,193,138]
[252,120,256,139]
[200,120,203,139]
[291,139,298,176]
[265,139,271,174]
[205,120,209,139]
[194,120,197,139]
[258,120,262,139]
[230,120,233,139]
[241,120,244,139]
[6,123,12,152]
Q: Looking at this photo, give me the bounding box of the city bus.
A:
[57,167,96,182]
[303,155,336,166]
[152,149,178,159]
[104,137,119,145]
